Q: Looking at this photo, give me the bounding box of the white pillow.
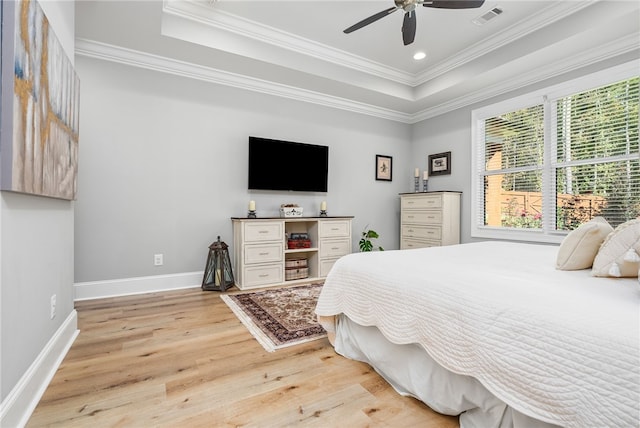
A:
[556,217,613,270]
[592,219,640,278]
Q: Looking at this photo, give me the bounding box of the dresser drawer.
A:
[319,220,351,238]
[401,238,441,250]
[401,195,442,210]
[402,225,442,241]
[243,221,283,243]
[244,243,284,264]
[243,264,283,288]
[401,210,442,225]
[320,238,351,258]
[320,257,341,277]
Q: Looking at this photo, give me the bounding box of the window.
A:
[472,62,639,243]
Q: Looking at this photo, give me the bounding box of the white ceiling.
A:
[74,0,640,123]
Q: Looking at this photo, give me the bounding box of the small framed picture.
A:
[376,155,392,181]
[428,151,451,176]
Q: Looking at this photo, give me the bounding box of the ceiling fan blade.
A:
[402,10,416,46]
[423,0,485,9]
[344,6,399,34]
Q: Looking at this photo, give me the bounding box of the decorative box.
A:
[287,239,311,249]
[280,207,304,218]
[285,267,309,280]
[289,232,309,240]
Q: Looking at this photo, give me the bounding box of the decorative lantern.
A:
[202,236,234,291]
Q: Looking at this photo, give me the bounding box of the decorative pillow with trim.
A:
[592,219,640,278]
[556,217,613,270]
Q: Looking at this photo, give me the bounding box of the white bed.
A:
[315,241,640,428]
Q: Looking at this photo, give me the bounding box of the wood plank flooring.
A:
[27,286,459,427]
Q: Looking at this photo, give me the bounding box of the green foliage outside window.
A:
[484,76,639,233]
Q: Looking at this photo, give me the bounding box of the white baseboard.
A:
[0,272,203,427]
[0,311,79,428]
[74,271,204,301]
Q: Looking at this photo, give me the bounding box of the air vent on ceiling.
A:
[472,7,503,26]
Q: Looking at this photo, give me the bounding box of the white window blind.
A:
[552,78,639,229]
[472,62,639,243]
[483,105,544,229]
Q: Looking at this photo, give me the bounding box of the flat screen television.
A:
[248,136,329,192]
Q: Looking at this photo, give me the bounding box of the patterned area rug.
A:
[221,283,326,352]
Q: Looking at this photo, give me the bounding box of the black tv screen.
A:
[248,137,328,192]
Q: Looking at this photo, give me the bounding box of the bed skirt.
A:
[321,314,561,428]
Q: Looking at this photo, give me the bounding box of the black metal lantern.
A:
[202,236,234,291]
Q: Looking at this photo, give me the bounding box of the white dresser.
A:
[231,217,353,290]
[400,192,461,249]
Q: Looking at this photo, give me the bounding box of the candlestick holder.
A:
[422,179,429,192]
[414,177,420,192]
[247,210,257,218]
[319,210,328,217]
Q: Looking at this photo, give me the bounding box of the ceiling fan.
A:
[344,0,485,46]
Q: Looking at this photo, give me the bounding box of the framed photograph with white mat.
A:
[376,155,392,181]
[428,151,451,176]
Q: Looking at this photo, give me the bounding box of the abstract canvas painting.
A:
[1,0,80,200]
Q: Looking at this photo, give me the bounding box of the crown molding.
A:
[165,0,596,89]
[413,1,595,86]
[76,32,637,125]
[162,0,415,86]
[75,38,414,123]
[411,33,640,123]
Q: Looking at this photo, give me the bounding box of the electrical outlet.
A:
[154,254,164,266]
[50,294,56,319]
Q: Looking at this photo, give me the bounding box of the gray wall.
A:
[73,58,412,283]
[1,1,76,401]
[74,50,639,284]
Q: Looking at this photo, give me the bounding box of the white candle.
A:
[249,200,255,211]
[320,201,327,211]
[414,168,419,177]
[424,170,428,180]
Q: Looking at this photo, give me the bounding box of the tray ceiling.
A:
[75,0,640,122]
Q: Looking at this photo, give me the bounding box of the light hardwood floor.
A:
[27,286,459,427]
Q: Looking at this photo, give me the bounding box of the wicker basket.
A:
[285,258,308,268]
[285,267,309,280]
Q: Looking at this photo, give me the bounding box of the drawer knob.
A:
[258,274,269,278]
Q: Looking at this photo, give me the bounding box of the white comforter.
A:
[315,241,640,428]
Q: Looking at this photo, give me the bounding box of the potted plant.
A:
[359,226,384,252]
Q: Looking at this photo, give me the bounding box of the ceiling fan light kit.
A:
[344,0,486,46]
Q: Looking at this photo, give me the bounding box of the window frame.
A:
[471,61,639,244]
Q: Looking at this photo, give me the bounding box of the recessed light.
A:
[413,51,426,60]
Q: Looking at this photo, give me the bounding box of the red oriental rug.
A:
[221,283,326,352]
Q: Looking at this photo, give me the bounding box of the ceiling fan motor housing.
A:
[396,0,417,12]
